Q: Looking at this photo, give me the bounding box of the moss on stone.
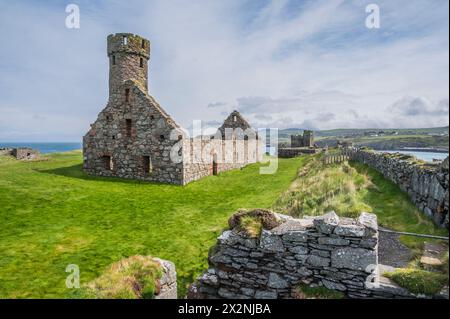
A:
[228,209,282,233]
[385,268,448,295]
[75,255,163,299]
[293,284,345,299]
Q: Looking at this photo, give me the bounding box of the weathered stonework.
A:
[349,149,449,228]
[189,211,387,299]
[83,33,262,185]
[0,147,40,160]
[291,130,314,148]
[189,210,440,299]
[278,131,319,158]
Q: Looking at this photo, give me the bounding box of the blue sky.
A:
[0,0,448,142]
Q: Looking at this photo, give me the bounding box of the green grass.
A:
[73,255,162,299]
[273,154,447,251]
[293,284,344,299]
[385,268,448,295]
[0,150,303,298]
[237,215,264,238]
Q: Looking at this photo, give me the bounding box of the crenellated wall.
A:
[349,150,449,228]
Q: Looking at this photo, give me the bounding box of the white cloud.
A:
[0,0,448,141]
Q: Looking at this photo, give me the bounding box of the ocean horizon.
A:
[0,142,82,154]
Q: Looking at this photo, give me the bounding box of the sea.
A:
[1,143,448,162]
[0,142,82,154]
[378,150,449,162]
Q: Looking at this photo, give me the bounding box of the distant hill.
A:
[278,126,449,150]
[280,126,449,138]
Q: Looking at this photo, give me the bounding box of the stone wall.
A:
[349,150,449,228]
[182,137,263,184]
[153,258,178,299]
[190,210,390,299]
[0,148,12,156]
[83,80,185,185]
[0,147,40,160]
[291,130,314,148]
[278,147,319,158]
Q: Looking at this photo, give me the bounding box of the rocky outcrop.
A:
[349,150,449,228]
[189,211,391,299]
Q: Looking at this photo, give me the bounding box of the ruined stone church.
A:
[83,33,263,185]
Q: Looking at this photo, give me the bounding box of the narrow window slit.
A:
[126,119,132,137]
[143,156,152,175]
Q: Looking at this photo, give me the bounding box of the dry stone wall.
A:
[190,211,392,299]
[349,149,449,228]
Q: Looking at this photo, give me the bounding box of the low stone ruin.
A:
[278,131,320,158]
[0,147,40,160]
[189,210,437,299]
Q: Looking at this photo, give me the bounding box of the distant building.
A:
[291,130,314,147]
[0,147,40,160]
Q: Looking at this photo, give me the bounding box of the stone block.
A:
[331,247,377,272]
[260,229,285,252]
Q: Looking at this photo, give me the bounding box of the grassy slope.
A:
[273,155,447,251]
[0,151,303,298]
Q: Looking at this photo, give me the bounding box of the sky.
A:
[0,0,448,142]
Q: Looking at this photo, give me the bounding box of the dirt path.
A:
[378,230,413,268]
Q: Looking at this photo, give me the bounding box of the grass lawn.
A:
[0,151,303,298]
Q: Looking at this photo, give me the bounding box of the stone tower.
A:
[303,130,314,147]
[84,33,262,185]
[107,33,150,94]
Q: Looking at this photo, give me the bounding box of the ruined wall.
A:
[182,137,263,184]
[291,130,314,148]
[2,147,40,160]
[350,150,449,228]
[83,81,185,184]
[191,211,386,299]
[278,148,319,158]
[84,34,262,185]
[153,258,178,299]
[0,148,13,156]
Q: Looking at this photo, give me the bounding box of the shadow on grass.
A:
[36,163,179,186]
